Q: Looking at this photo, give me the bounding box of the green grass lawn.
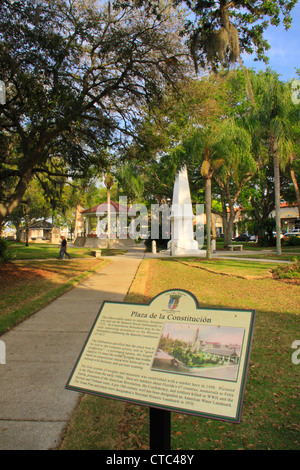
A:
[197,239,300,264]
[0,241,128,334]
[0,257,111,334]
[6,241,125,260]
[59,257,300,451]
[8,240,300,261]
[173,258,276,279]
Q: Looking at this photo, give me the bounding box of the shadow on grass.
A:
[0,259,109,335]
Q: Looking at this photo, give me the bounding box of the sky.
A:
[242,1,300,82]
[161,323,245,346]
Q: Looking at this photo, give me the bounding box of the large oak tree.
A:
[125,0,297,70]
[0,0,189,224]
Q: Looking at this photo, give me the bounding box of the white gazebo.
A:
[74,201,136,248]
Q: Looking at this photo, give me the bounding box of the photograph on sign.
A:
[66,289,255,423]
[151,323,244,382]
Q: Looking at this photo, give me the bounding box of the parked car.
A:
[283,229,300,240]
[232,233,251,242]
[248,235,258,242]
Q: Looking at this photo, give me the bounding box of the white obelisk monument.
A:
[168,165,205,256]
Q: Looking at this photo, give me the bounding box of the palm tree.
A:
[290,151,300,218]
[249,71,295,255]
[270,116,293,255]
[211,120,255,248]
[189,117,254,257]
[288,80,300,218]
[194,127,225,259]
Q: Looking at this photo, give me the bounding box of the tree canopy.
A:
[1,0,298,234]
[116,0,298,71]
[0,0,189,224]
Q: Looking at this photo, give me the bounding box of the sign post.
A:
[150,408,171,450]
[66,289,255,446]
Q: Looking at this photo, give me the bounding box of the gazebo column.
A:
[85,216,91,235]
[129,216,135,239]
[96,216,101,238]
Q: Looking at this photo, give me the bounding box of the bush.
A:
[0,238,12,262]
[283,236,300,247]
[258,236,276,247]
[272,258,300,279]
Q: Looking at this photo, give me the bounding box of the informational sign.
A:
[66,289,255,423]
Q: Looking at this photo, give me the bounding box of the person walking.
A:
[60,236,71,259]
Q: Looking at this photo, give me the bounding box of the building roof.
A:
[81,201,128,214]
[20,220,57,232]
[205,348,239,357]
[28,220,55,230]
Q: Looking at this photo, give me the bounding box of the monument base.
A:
[167,239,206,257]
[171,249,206,257]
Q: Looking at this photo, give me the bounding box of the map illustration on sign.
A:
[152,323,244,382]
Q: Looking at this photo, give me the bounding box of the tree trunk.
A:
[15,221,21,242]
[290,157,300,218]
[0,156,38,225]
[273,152,282,256]
[0,131,61,226]
[107,187,111,249]
[222,219,231,248]
[222,208,235,249]
[205,177,212,259]
[25,218,29,246]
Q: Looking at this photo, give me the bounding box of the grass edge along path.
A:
[0,259,111,336]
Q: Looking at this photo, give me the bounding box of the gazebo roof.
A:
[81,201,128,214]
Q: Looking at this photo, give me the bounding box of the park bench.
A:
[91,250,102,258]
[228,244,243,251]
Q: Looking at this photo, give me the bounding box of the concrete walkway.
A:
[0,246,145,450]
[144,247,296,263]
